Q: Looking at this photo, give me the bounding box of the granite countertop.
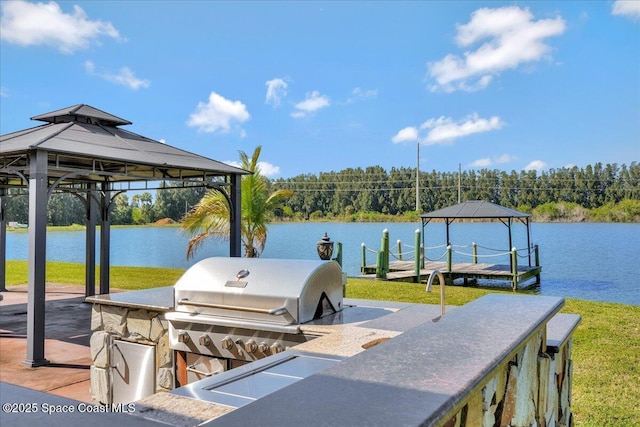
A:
[296,301,451,357]
[546,313,582,352]
[0,383,165,426]
[133,392,233,426]
[131,303,412,426]
[85,286,174,311]
[204,294,566,427]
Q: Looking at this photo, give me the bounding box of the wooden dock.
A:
[360,260,542,290]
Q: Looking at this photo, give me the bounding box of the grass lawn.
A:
[5,261,639,426]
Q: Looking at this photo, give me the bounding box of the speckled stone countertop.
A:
[0,383,164,426]
[133,392,233,426]
[204,294,565,427]
[546,313,581,352]
[85,286,174,311]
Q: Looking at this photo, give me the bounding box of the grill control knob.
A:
[221,336,234,350]
[199,335,211,346]
[178,332,190,344]
[270,343,284,354]
[245,340,258,354]
[258,342,269,353]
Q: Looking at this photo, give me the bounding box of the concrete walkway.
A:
[0,284,97,403]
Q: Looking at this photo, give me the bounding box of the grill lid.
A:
[174,257,344,325]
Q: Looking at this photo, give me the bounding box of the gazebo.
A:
[0,104,249,367]
[420,200,532,255]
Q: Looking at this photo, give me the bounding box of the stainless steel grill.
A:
[165,257,345,385]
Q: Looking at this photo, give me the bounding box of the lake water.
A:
[6,222,639,306]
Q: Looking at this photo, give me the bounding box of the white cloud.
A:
[391,127,419,143]
[420,113,505,144]
[0,86,8,97]
[0,0,122,54]
[495,153,517,164]
[256,162,280,176]
[524,160,547,171]
[469,158,492,167]
[84,61,150,90]
[469,153,516,168]
[427,6,566,92]
[348,87,378,103]
[612,1,640,21]
[265,78,288,107]
[225,160,280,177]
[187,91,250,134]
[291,91,330,118]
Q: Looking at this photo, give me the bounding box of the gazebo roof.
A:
[421,200,530,220]
[31,104,132,126]
[1,104,249,186]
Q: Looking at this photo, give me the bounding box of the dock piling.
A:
[472,242,478,264]
[414,229,421,283]
[511,247,518,290]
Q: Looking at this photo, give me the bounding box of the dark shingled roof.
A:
[421,201,530,219]
[1,104,249,184]
[31,104,132,126]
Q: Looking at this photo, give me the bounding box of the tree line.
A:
[271,162,640,220]
[3,161,639,226]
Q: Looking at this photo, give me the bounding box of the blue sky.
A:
[1,1,639,178]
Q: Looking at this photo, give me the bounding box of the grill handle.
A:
[186,365,218,378]
[177,298,288,316]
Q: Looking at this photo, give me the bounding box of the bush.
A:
[310,210,324,220]
[534,202,560,221]
[591,199,640,222]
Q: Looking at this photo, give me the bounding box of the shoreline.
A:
[6,217,640,233]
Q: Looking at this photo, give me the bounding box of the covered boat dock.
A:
[361,201,542,289]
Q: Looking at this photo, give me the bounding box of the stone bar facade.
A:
[443,330,574,427]
[89,304,173,404]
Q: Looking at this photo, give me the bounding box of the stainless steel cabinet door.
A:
[112,340,156,404]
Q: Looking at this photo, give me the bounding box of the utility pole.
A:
[458,163,461,203]
[416,141,420,212]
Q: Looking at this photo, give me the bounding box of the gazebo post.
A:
[421,218,427,259]
[0,188,7,292]
[229,174,241,257]
[85,184,97,297]
[508,218,514,273]
[99,187,111,294]
[526,218,532,267]
[24,149,49,367]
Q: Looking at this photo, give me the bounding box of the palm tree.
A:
[182,146,293,258]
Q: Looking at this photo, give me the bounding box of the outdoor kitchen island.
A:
[86,259,580,427]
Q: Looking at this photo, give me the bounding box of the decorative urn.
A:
[316,233,334,260]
